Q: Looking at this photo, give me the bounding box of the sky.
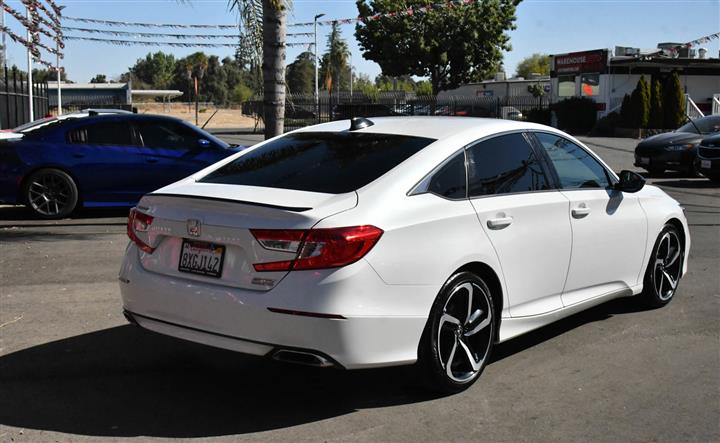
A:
[2,0,719,84]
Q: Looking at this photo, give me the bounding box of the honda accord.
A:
[120,117,690,393]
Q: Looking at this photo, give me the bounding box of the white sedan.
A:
[119,117,689,393]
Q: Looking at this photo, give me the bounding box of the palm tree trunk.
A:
[262,0,286,139]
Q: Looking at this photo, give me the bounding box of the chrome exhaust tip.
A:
[271,349,335,368]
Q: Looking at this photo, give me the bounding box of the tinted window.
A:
[466,133,550,197]
[428,152,466,198]
[201,132,434,194]
[535,133,610,189]
[67,122,133,145]
[137,121,202,149]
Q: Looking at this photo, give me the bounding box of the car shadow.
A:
[0,205,129,224]
[651,179,719,189]
[0,297,652,438]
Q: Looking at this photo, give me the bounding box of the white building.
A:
[549,46,720,117]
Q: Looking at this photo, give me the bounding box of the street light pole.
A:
[314,13,324,123]
[349,51,353,103]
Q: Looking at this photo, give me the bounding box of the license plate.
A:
[701,159,711,169]
[639,157,650,165]
[178,239,225,278]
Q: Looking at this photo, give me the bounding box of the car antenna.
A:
[350,117,374,131]
[683,115,702,134]
[201,109,219,129]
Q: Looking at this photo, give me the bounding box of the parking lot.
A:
[0,135,718,442]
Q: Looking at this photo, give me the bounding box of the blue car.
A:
[0,114,242,218]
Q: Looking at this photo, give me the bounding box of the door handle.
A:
[72,154,84,158]
[487,216,513,230]
[145,158,159,164]
[571,204,591,218]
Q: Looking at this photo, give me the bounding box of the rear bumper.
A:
[119,243,436,369]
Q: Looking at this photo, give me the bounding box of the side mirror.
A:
[197,138,211,148]
[614,170,645,193]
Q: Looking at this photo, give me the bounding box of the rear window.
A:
[200,132,435,194]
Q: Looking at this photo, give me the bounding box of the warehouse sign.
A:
[553,49,608,74]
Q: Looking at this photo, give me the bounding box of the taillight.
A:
[127,207,155,253]
[251,225,383,272]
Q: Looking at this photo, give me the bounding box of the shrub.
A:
[629,76,650,128]
[619,93,632,127]
[663,71,685,129]
[525,108,551,125]
[590,111,620,136]
[553,97,597,134]
[649,78,663,129]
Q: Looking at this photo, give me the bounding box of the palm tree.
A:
[229,0,288,138]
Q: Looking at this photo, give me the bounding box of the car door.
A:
[531,132,648,306]
[134,120,221,192]
[64,119,146,203]
[467,132,572,317]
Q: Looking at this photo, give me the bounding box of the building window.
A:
[580,73,600,96]
[558,75,575,97]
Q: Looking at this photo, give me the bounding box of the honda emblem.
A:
[187,219,201,237]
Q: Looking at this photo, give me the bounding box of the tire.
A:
[23,168,79,219]
[640,224,684,308]
[417,271,496,394]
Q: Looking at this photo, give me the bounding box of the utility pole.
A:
[349,51,353,104]
[56,45,61,115]
[25,6,34,121]
[314,13,324,123]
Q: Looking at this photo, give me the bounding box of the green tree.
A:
[31,68,68,83]
[375,74,415,92]
[286,51,314,94]
[663,71,685,129]
[90,74,107,84]
[202,55,228,105]
[629,76,650,128]
[129,52,176,89]
[355,0,519,94]
[353,72,378,97]
[649,78,663,129]
[515,53,550,78]
[415,80,433,96]
[319,22,350,93]
[231,83,254,103]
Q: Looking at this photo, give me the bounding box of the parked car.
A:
[695,132,720,182]
[0,114,242,218]
[501,106,524,120]
[120,116,689,393]
[332,103,400,120]
[634,115,720,176]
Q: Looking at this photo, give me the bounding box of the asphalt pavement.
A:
[0,135,718,442]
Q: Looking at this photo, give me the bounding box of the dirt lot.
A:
[133,103,259,129]
[0,135,718,442]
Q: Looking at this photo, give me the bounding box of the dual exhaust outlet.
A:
[271,349,335,368]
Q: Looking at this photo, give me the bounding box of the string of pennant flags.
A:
[61,26,314,40]
[63,35,314,50]
[1,0,64,67]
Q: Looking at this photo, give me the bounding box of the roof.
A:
[131,89,183,98]
[294,116,552,141]
[56,82,129,90]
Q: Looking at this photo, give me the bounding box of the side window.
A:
[535,133,610,189]
[137,121,202,149]
[466,133,551,197]
[67,122,133,146]
[427,152,466,199]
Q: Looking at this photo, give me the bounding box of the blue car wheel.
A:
[23,168,79,219]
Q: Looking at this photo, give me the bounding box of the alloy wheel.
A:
[27,171,74,217]
[437,281,494,383]
[652,231,682,301]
